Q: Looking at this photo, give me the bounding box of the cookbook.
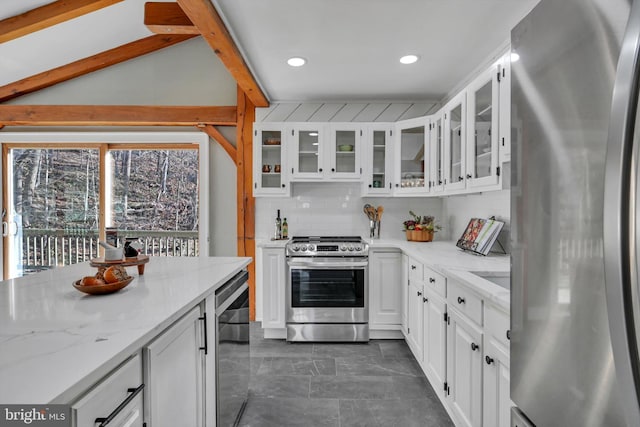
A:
[456,217,504,255]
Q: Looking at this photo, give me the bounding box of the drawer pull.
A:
[471,343,479,351]
[417,291,422,297]
[95,383,145,427]
[485,355,494,365]
[423,297,428,303]
[429,277,436,283]
[457,296,466,305]
[411,265,417,270]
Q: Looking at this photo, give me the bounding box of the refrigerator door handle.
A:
[604,1,640,426]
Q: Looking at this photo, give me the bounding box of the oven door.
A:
[286,257,368,323]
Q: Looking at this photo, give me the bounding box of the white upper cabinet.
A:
[498,52,512,163]
[327,123,363,180]
[290,123,325,180]
[443,92,467,192]
[395,116,430,195]
[429,112,445,194]
[466,65,500,189]
[362,124,394,195]
[253,124,290,196]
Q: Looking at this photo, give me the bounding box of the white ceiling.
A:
[1,0,539,103]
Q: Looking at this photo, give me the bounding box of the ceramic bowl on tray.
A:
[338,144,354,152]
[73,277,134,295]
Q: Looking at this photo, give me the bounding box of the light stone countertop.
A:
[0,256,251,405]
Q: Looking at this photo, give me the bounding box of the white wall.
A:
[255,182,444,241]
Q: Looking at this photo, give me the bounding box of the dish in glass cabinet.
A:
[73,276,134,295]
[264,138,281,146]
[338,144,354,152]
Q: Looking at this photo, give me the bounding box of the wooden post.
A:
[236,87,256,320]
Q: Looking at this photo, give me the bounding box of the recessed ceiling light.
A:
[400,55,419,65]
[510,52,520,62]
[287,57,306,67]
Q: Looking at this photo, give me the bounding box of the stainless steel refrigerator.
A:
[510,0,639,426]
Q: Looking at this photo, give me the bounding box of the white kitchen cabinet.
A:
[327,123,363,180]
[203,294,217,427]
[290,123,325,180]
[369,250,402,328]
[483,335,511,427]
[362,124,394,195]
[72,354,144,427]
[498,51,512,163]
[423,287,447,399]
[401,253,409,334]
[443,92,467,192]
[407,279,425,361]
[429,112,446,194]
[446,308,483,427]
[144,306,204,427]
[261,247,286,329]
[395,116,430,195]
[253,124,290,196]
[466,65,500,189]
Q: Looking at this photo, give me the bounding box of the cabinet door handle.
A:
[506,330,511,340]
[485,355,494,365]
[95,384,145,427]
[199,313,208,354]
[319,168,323,172]
[369,184,372,188]
[458,176,464,181]
[331,168,335,172]
[423,297,428,303]
[282,184,286,188]
[471,342,479,351]
[411,265,417,270]
[429,277,436,283]
[417,291,422,297]
[466,174,472,179]
[457,296,465,305]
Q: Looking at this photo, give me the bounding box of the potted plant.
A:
[403,211,441,242]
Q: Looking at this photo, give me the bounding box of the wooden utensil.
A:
[376,206,384,221]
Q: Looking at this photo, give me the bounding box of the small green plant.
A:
[403,211,441,232]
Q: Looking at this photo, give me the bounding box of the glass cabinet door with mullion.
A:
[329,124,362,180]
[430,113,445,193]
[444,93,466,192]
[467,66,499,188]
[363,125,393,195]
[291,124,324,180]
[254,125,289,196]
[395,117,429,194]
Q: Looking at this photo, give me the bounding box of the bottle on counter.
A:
[275,209,282,240]
[282,218,288,239]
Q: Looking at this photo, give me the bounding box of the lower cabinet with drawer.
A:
[72,354,144,427]
[483,303,511,427]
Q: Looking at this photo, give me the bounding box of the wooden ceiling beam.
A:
[0,0,123,43]
[0,34,197,103]
[176,0,269,108]
[199,125,237,164]
[0,105,237,127]
[144,2,199,35]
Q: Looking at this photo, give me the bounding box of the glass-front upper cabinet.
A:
[328,124,362,180]
[467,66,499,188]
[395,117,429,194]
[430,112,445,193]
[362,124,393,195]
[290,124,324,180]
[253,124,290,196]
[444,92,466,192]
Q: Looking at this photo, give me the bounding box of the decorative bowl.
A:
[264,138,281,146]
[73,277,134,295]
[338,144,354,152]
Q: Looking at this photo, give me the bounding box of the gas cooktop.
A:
[286,236,368,257]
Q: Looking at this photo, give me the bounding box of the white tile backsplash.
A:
[255,183,511,248]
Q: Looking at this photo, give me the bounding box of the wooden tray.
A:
[90,254,149,275]
[73,276,134,295]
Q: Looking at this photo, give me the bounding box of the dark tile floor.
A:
[239,323,454,427]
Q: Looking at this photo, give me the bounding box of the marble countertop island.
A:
[0,256,251,405]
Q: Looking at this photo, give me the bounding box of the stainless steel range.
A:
[285,236,369,342]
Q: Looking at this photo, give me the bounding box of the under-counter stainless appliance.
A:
[215,270,249,427]
[510,1,636,426]
[286,236,369,342]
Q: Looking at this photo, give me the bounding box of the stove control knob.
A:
[348,245,354,251]
[340,244,347,251]
[308,244,315,251]
[355,245,362,251]
[291,245,299,251]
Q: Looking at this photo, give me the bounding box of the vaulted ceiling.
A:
[0,0,539,108]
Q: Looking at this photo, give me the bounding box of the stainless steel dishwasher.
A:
[215,270,250,427]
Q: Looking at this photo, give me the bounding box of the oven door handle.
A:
[287,259,368,269]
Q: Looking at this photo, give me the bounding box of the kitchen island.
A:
[0,256,251,409]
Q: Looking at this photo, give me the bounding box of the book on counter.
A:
[456,217,505,256]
